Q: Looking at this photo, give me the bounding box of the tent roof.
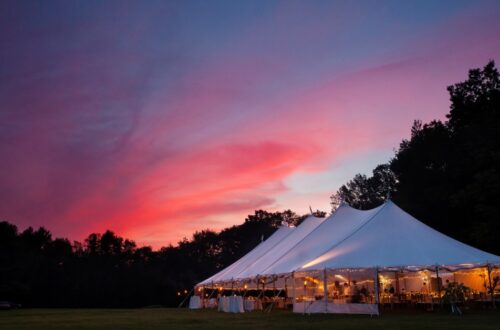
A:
[261,202,383,276]
[198,225,294,285]
[199,200,499,286]
[235,215,325,279]
[302,200,500,271]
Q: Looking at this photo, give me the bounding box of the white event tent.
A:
[301,200,498,270]
[200,225,295,285]
[194,200,500,314]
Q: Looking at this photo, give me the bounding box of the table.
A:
[205,298,217,308]
[188,296,202,309]
[243,299,263,311]
[218,296,244,313]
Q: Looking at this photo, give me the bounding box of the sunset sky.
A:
[1,0,500,247]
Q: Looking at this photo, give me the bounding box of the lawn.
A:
[1,308,499,330]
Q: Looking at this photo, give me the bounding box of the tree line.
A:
[0,209,324,307]
[1,61,498,307]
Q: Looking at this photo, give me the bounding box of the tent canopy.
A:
[302,200,499,271]
[262,202,383,276]
[198,200,499,286]
[199,225,294,285]
[236,215,325,279]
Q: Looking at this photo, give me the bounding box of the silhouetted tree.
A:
[0,207,326,307]
[331,61,500,255]
[331,164,397,210]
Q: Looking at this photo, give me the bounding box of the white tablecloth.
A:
[188,296,202,309]
[243,299,262,311]
[293,301,379,315]
[218,296,244,313]
[205,298,217,308]
[293,301,314,313]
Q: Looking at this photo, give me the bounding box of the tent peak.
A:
[385,190,392,201]
[338,200,349,208]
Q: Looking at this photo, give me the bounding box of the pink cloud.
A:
[1,1,500,248]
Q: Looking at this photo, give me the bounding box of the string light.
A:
[207,266,494,296]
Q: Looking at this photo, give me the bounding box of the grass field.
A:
[1,308,499,330]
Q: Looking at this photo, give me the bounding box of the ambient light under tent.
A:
[191,200,500,314]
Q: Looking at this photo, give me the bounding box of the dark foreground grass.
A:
[1,308,499,330]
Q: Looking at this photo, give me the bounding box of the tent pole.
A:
[265,277,283,313]
[374,267,380,315]
[435,266,442,307]
[284,277,288,298]
[265,288,284,313]
[256,276,260,298]
[395,271,400,295]
[323,268,328,313]
[207,283,217,301]
[403,268,408,293]
[303,279,307,315]
[255,277,264,300]
[243,281,248,298]
[262,277,266,313]
[292,272,296,312]
[201,286,205,308]
[487,264,496,309]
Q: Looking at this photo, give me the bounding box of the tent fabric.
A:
[261,203,384,276]
[301,200,500,271]
[199,200,500,286]
[198,225,294,285]
[235,215,326,279]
